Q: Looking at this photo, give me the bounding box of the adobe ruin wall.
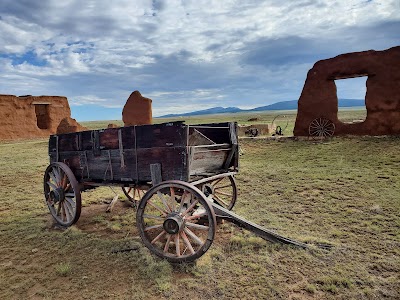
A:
[0,94,85,140]
[294,46,400,136]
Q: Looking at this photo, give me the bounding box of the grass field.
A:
[1,109,399,299]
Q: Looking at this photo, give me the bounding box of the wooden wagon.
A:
[44,122,240,262]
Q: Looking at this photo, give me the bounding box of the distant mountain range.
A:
[158,99,365,118]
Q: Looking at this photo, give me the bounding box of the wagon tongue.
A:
[210,202,309,249]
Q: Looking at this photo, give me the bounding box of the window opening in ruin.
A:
[335,76,367,124]
[34,104,50,129]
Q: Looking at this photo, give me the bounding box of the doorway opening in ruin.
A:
[34,104,50,129]
[334,76,367,124]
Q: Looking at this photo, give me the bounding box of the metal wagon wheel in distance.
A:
[199,175,237,210]
[308,117,335,138]
[136,180,216,263]
[43,162,82,227]
[271,114,289,136]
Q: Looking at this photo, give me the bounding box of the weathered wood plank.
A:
[135,122,187,148]
[55,132,79,151]
[189,149,229,175]
[136,147,188,182]
[150,163,162,185]
[99,128,119,149]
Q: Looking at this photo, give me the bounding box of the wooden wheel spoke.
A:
[63,202,72,223]
[180,231,195,254]
[60,202,66,221]
[60,174,67,188]
[213,194,229,207]
[181,199,199,217]
[212,177,224,187]
[178,191,190,212]
[64,183,71,192]
[157,191,172,213]
[185,222,209,230]
[143,214,164,220]
[56,201,62,216]
[214,190,232,197]
[184,227,204,245]
[134,188,141,200]
[147,200,168,216]
[163,234,172,253]
[49,171,57,185]
[214,184,232,190]
[174,234,180,257]
[53,167,62,184]
[169,187,176,211]
[47,181,58,190]
[65,197,76,209]
[151,230,166,244]
[145,224,163,232]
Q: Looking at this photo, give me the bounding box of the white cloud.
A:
[0,0,398,120]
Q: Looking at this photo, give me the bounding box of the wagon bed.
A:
[48,121,238,185]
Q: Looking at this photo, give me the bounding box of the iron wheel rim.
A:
[136,180,216,263]
[43,162,81,227]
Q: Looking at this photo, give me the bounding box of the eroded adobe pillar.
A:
[122,91,153,126]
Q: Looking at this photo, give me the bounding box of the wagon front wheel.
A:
[44,162,81,227]
[136,181,216,263]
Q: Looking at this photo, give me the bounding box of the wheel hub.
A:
[49,187,65,203]
[202,184,214,197]
[163,213,184,234]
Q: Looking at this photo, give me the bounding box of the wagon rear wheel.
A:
[122,186,145,205]
[200,175,237,210]
[44,162,81,227]
[136,181,216,263]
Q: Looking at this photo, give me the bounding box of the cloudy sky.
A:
[0,0,399,120]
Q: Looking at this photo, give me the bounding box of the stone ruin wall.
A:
[294,46,400,136]
[0,94,86,140]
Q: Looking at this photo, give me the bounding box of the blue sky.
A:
[0,0,399,121]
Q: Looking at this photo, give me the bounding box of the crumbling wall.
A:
[0,94,85,140]
[56,117,88,134]
[122,91,152,126]
[238,124,275,136]
[294,46,400,136]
